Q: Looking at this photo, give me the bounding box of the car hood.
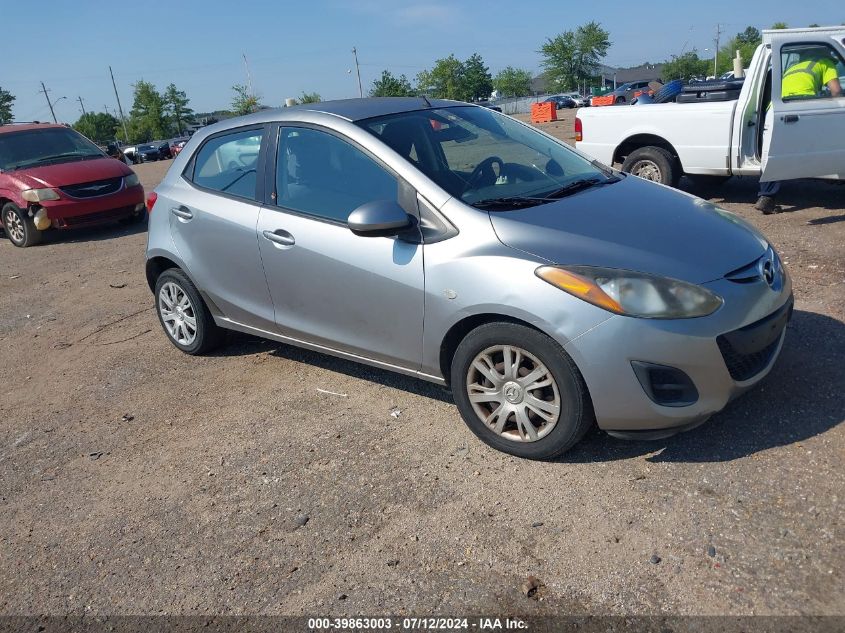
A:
[9,157,131,189]
[488,175,768,284]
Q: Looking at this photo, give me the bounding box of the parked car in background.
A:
[157,141,173,160]
[0,122,145,247]
[476,101,503,112]
[134,144,161,163]
[543,95,577,109]
[145,98,791,459]
[561,92,589,107]
[171,139,188,156]
[106,141,131,164]
[607,80,653,104]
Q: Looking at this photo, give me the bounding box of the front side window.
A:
[191,128,263,200]
[275,127,397,223]
[360,106,613,209]
[780,43,844,101]
[0,127,104,171]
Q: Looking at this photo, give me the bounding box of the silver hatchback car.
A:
[145,98,792,459]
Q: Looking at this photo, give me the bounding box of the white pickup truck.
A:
[575,26,845,187]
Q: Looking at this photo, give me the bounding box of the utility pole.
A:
[243,53,253,96]
[40,82,57,123]
[713,23,723,77]
[78,96,86,116]
[351,47,363,98]
[109,66,129,140]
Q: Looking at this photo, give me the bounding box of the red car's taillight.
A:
[575,117,583,142]
[146,191,158,213]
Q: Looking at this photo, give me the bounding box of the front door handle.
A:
[262,229,295,247]
[782,114,799,123]
[170,206,193,220]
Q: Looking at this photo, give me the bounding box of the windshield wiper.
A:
[541,176,618,200]
[470,196,548,210]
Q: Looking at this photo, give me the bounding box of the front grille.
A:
[717,335,781,382]
[60,177,123,198]
[716,298,792,381]
[60,205,136,227]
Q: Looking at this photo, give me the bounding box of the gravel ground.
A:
[0,110,842,617]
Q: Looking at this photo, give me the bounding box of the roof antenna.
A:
[421,95,432,107]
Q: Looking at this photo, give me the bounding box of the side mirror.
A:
[347,200,411,237]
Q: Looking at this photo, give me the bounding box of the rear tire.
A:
[621,146,680,187]
[154,268,224,355]
[2,202,42,248]
[450,322,594,460]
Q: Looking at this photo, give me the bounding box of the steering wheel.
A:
[463,156,504,193]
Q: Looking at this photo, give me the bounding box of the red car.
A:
[0,122,146,247]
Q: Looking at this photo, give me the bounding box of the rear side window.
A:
[190,128,263,200]
[275,127,397,223]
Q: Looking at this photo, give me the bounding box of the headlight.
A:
[536,265,723,319]
[21,188,60,202]
[124,173,140,187]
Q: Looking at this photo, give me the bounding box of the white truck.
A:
[575,26,845,187]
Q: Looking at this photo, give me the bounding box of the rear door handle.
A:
[170,206,193,220]
[262,229,295,247]
[782,114,799,123]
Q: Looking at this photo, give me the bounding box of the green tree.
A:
[73,112,120,144]
[539,21,611,91]
[416,54,467,100]
[163,83,193,137]
[231,84,260,116]
[369,70,415,97]
[299,92,322,104]
[493,67,533,97]
[771,22,789,29]
[126,80,167,142]
[0,86,15,124]
[662,51,711,81]
[462,53,493,101]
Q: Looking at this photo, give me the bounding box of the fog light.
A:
[135,202,146,212]
[33,207,51,230]
[631,361,699,407]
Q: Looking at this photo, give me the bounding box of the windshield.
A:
[0,127,104,171]
[359,106,612,209]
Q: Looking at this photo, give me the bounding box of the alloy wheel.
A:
[158,281,197,346]
[4,208,25,244]
[465,345,561,442]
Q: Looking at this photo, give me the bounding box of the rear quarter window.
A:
[189,128,264,200]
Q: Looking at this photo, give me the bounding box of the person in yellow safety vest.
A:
[756,53,842,214]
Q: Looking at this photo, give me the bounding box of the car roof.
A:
[0,122,68,135]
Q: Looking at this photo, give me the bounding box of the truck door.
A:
[762,33,845,182]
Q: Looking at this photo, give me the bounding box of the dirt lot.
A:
[1,109,843,617]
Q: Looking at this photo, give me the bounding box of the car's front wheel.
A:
[2,202,42,248]
[451,322,594,460]
[154,268,224,355]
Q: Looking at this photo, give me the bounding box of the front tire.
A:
[621,146,680,187]
[451,323,594,460]
[2,202,42,248]
[154,268,224,355]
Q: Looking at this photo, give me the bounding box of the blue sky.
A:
[3,0,841,122]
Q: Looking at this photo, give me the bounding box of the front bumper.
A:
[563,276,793,434]
[40,184,145,229]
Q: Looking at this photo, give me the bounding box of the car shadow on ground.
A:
[680,176,845,214]
[35,220,148,245]
[217,310,842,463]
[562,310,845,463]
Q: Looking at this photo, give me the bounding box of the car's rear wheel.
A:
[154,268,224,355]
[2,202,42,248]
[451,322,594,460]
[621,146,680,187]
